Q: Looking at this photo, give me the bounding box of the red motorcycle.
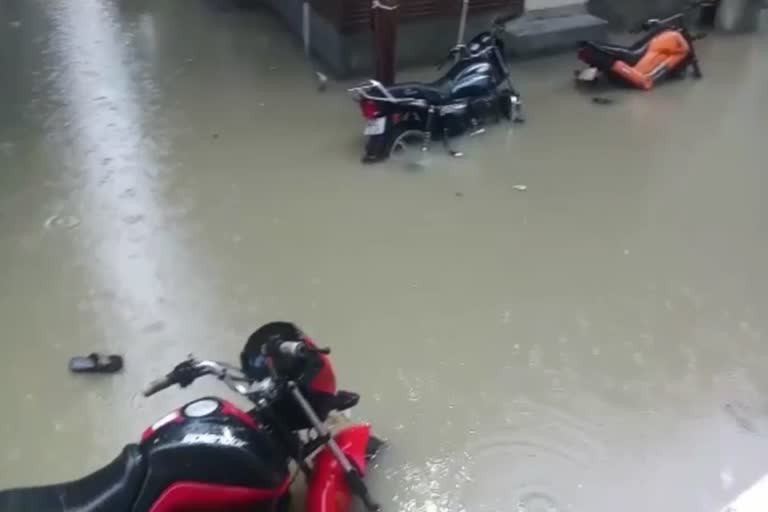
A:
[0,322,383,512]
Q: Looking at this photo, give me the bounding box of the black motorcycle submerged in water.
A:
[0,323,383,512]
[350,16,525,164]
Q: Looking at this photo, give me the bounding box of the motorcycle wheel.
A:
[387,125,429,167]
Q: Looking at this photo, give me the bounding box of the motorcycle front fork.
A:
[288,383,381,512]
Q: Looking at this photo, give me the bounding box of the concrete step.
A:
[505,12,608,56]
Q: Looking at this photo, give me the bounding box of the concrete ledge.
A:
[263,0,502,78]
[587,0,688,28]
[263,0,609,76]
[505,11,608,56]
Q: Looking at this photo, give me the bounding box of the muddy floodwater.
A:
[1,1,767,511]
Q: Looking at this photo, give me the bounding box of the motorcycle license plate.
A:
[364,117,386,136]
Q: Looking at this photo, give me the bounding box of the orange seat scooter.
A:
[575,5,706,90]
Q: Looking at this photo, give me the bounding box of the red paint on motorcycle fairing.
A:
[149,479,290,512]
[306,424,372,512]
[303,336,337,394]
[220,400,259,430]
[141,411,184,442]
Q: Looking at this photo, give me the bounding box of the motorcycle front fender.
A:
[306,424,372,512]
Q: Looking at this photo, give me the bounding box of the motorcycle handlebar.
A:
[634,1,705,33]
[276,341,331,358]
[143,359,232,398]
[143,375,174,397]
[278,341,309,358]
[142,345,330,399]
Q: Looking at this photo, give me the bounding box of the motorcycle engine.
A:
[467,96,497,124]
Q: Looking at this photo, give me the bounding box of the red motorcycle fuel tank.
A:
[137,397,290,512]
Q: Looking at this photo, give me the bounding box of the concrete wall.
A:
[265,0,500,77]
[344,12,499,75]
[264,0,610,77]
[717,0,763,31]
[527,0,585,10]
[587,0,688,27]
[266,0,346,73]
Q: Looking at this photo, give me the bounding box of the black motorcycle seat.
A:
[582,40,649,66]
[388,78,453,105]
[0,445,146,512]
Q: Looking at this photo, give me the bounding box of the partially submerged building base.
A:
[263,0,608,77]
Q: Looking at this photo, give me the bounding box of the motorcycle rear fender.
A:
[306,424,371,512]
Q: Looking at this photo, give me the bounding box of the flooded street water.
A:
[1,1,767,510]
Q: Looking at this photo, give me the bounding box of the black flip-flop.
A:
[69,353,124,374]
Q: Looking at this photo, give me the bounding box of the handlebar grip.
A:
[278,341,309,358]
[143,375,173,397]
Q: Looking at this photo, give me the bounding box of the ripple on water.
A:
[517,490,562,512]
[464,396,610,512]
[45,214,80,229]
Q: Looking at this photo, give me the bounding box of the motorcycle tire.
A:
[386,123,429,161]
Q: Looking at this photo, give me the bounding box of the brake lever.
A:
[173,358,201,388]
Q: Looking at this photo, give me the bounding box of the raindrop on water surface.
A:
[44,214,80,230]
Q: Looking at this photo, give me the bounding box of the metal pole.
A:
[372,0,400,85]
[302,1,327,91]
[302,1,311,57]
[457,0,469,45]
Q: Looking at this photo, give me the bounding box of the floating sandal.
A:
[69,353,124,374]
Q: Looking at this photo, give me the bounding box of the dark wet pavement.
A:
[1,1,767,511]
